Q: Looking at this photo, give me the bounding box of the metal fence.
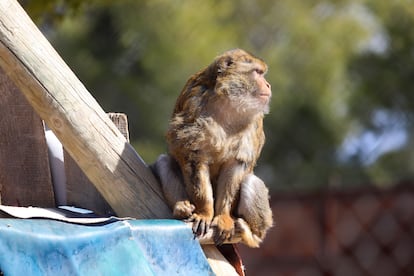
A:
[239,182,414,276]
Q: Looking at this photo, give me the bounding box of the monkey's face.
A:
[250,66,272,114]
[214,49,272,115]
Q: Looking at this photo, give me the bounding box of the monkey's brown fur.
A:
[154,49,273,247]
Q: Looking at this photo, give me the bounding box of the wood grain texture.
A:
[0,0,170,218]
[0,67,55,207]
[65,113,129,216]
[202,245,239,276]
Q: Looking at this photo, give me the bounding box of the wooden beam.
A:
[65,113,130,216]
[0,0,171,219]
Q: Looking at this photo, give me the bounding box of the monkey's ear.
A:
[217,56,234,74]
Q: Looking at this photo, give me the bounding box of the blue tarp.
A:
[0,219,214,276]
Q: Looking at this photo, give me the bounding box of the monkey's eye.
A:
[254,69,264,75]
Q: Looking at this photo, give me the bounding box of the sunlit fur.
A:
[154,49,273,247]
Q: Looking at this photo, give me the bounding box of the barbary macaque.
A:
[152,49,273,247]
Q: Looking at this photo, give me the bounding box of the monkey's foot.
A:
[234,218,261,248]
[186,213,213,237]
[173,200,195,219]
[212,214,235,245]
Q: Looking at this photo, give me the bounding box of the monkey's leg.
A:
[181,159,214,236]
[151,154,195,218]
[213,160,247,245]
[235,174,273,247]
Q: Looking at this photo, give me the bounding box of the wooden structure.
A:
[0,67,55,207]
[0,0,169,219]
[0,0,241,275]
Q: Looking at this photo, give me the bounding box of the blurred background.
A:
[20,0,414,275]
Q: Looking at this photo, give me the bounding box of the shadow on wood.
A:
[0,67,54,207]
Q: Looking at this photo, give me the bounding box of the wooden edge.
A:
[108,113,129,143]
[202,245,240,276]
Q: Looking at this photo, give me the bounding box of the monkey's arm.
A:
[213,160,248,245]
[180,158,215,236]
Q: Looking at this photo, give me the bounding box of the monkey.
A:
[152,49,273,248]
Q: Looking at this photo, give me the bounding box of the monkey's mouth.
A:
[259,92,271,101]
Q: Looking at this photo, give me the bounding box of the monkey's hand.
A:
[212,214,235,245]
[187,212,213,237]
[173,200,195,219]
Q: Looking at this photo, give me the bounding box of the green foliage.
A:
[347,1,414,185]
[21,0,414,191]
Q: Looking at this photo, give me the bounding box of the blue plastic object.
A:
[0,219,214,275]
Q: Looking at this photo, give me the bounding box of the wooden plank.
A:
[202,245,239,276]
[64,151,114,215]
[0,0,171,219]
[0,67,55,207]
[107,113,130,143]
[65,113,129,215]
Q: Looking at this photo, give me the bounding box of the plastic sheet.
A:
[0,219,214,275]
